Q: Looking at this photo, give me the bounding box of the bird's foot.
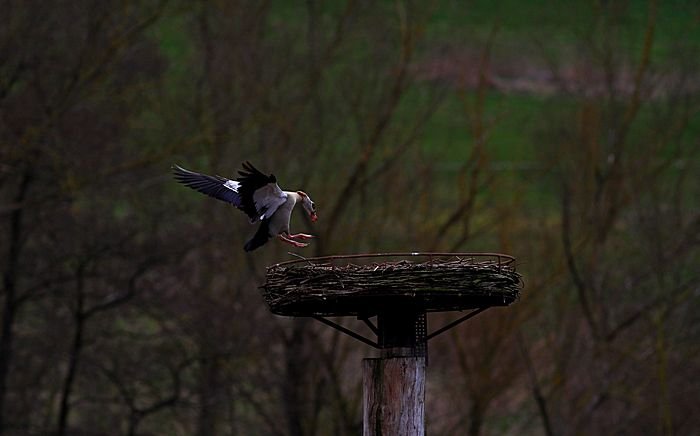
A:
[288,233,315,240]
[278,235,309,248]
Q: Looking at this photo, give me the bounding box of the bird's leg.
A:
[287,233,315,240]
[278,234,308,248]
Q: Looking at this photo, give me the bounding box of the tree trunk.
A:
[0,169,32,434]
[56,310,85,436]
[283,320,309,436]
[468,400,483,436]
[363,357,425,436]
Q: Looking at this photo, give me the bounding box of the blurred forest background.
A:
[1,0,699,435]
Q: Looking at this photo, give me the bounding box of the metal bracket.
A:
[312,316,380,349]
[425,307,489,341]
[359,316,379,335]
[312,307,490,352]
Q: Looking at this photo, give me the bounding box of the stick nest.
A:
[263,254,522,317]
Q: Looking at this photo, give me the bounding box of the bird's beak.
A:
[310,212,318,222]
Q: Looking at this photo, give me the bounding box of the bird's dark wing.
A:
[172,164,242,206]
[237,161,287,222]
[244,218,271,252]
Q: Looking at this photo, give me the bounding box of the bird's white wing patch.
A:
[253,183,287,220]
[224,180,240,192]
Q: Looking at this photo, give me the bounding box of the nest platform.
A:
[263,253,522,318]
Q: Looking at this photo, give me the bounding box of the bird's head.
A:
[297,191,317,222]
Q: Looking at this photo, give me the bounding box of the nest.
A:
[262,253,522,317]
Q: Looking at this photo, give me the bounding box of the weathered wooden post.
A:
[263,252,522,436]
[363,307,427,435]
[363,356,425,435]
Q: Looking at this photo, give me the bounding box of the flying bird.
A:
[173,162,317,252]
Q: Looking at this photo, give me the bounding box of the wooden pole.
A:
[362,357,426,436]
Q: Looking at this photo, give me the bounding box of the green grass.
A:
[428,0,700,60]
[150,10,194,76]
[418,91,550,162]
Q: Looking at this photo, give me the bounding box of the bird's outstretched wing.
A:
[236,161,287,222]
[172,162,287,223]
[172,164,242,206]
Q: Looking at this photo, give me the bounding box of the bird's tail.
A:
[244,219,271,252]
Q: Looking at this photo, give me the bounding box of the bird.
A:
[172,161,317,252]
